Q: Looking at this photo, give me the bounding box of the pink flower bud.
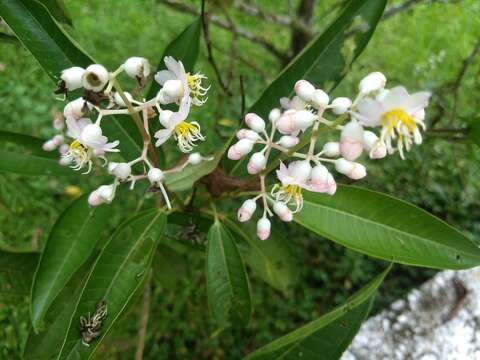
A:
[309,165,337,195]
[273,202,293,222]
[311,89,329,109]
[278,135,300,148]
[363,131,386,159]
[237,199,257,222]
[294,80,315,102]
[245,113,266,133]
[256,217,271,240]
[88,191,104,206]
[335,158,366,180]
[322,142,340,157]
[340,120,364,161]
[331,97,352,115]
[236,129,259,141]
[276,111,296,134]
[359,72,386,94]
[52,134,64,146]
[370,145,387,159]
[276,110,315,134]
[42,140,57,151]
[247,152,267,174]
[59,157,72,166]
[227,139,254,160]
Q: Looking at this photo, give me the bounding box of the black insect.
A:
[79,300,108,346]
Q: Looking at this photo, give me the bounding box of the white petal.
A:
[65,117,82,139]
[405,91,431,113]
[170,95,191,125]
[154,129,173,147]
[154,70,176,85]
[383,86,410,109]
[356,98,383,126]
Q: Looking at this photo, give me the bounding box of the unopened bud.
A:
[112,163,131,180]
[113,91,133,107]
[227,139,254,160]
[273,202,293,222]
[64,98,90,119]
[123,57,151,79]
[88,190,104,206]
[256,217,271,240]
[276,110,315,134]
[236,129,259,141]
[59,157,72,166]
[310,165,337,195]
[148,167,164,183]
[188,152,203,165]
[311,89,329,109]
[359,72,386,94]
[96,184,115,203]
[42,140,56,151]
[340,120,364,161]
[159,110,174,128]
[52,134,64,146]
[291,160,312,183]
[335,158,366,180]
[331,97,352,115]
[278,135,299,148]
[162,79,184,99]
[294,80,315,102]
[60,67,85,91]
[268,108,281,123]
[244,113,266,133]
[58,144,69,155]
[247,152,267,174]
[362,131,387,159]
[322,142,340,157]
[237,199,257,222]
[82,64,109,92]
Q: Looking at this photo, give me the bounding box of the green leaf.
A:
[243,265,391,360]
[165,150,222,192]
[295,185,480,269]
[0,130,74,176]
[30,194,110,331]
[25,255,96,360]
[0,251,39,301]
[206,220,252,327]
[224,218,299,293]
[230,0,386,175]
[0,0,143,159]
[58,209,167,359]
[37,0,72,25]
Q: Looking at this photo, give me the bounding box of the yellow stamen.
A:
[69,139,86,151]
[174,121,199,137]
[381,108,417,133]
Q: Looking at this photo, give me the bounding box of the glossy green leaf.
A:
[230,0,386,175]
[244,266,391,360]
[206,220,252,327]
[38,0,72,25]
[225,218,299,293]
[165,150,222,192]
[0,0,143,159]
[0,130,74,176]
[0,251,39,301]
[25,255,96,360]
[295,185,480,269]
[30,194,110,331]
[58,209,167,359]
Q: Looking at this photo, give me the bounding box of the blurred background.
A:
[0,0,479,358]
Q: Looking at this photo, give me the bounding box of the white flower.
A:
[355,86,431,159]
[153,96,204,152]
[272,161,311,212]
[82,64,109,92]
[123,57,150,80]
[64,118,119,173]
[154,56,209,106]
[60,67,85,91]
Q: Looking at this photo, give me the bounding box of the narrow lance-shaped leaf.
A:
[37,0,73,25]
[206,220,252,327]
[0,0,142,159]
[30,194,110,331]
[58,209,167,360]
[295,185,480,269]
[229,0,387,175]
[243,265,391,360]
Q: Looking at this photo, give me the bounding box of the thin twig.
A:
[135,277,152,360]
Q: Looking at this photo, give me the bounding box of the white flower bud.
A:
[112,163,131,180]
[276,110,315,134]
[159,110,173,128]
[81,124,103,145]
[88,190,104,206]
[362,131,387,159]
[148,168,165,183]
[42,140,57,151]
[273,202,293,222]
[60,66,85,91]
[310,165,337,195]
[310,89,330,109]
[331,97,352,115]
[247,152,267,174]
[97,184,115,203]
[293,110,315,131]
[227,139,254,160]
[188,152,203,165]
[236,129,259,141]
[294,79,315,102]
[335,158,366,180]
[340,120,364,161]
[362,131,379,151]
[322,142,340,157]
[156,88,171,105]
[123,57,150,79]
[359,72,386,94]
[113,91,133,107]
[107,162,119,173]
[256,217,271,240]
[162,79,184,99]
[58,144,69,155]
[268,108,281,123]
[82,64,109,92]
[244,113,266,133]
[64,98,90,119]
[237,199,257,222]
[291,160,312,183]
[278,135,299,148]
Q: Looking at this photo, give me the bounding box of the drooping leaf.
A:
[225,218,299,293]
[165,150,223,192]
[295,185,480,269]
[30,194,110,331]
[58,209,167,359]
[206,220,252,327]
[0,0,142,159]
[0,251,39,301]
[230,0,387,175]
[243,265,391,360]
[0,130,74,176]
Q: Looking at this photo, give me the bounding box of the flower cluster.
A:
[43,56,211,208]
[230,72,431,240]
